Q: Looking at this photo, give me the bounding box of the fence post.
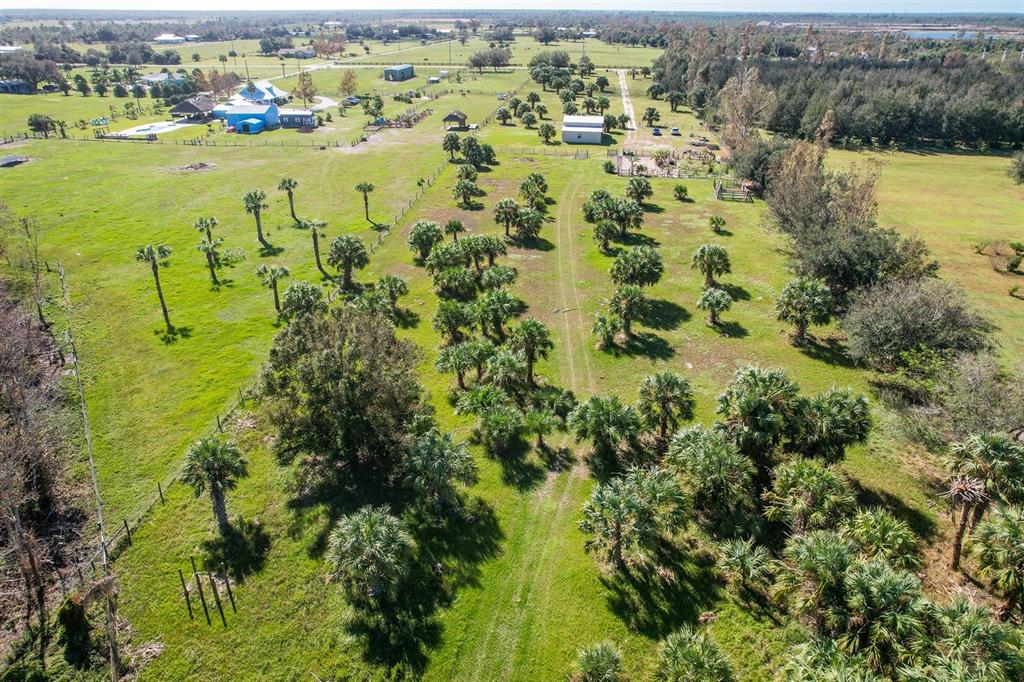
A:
[158,481,164,504]
[220,563,236,612]
[122,518,132,545]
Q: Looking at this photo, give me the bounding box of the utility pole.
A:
[59,264,122,681]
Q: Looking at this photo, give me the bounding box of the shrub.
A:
[603,160,616,174]
[673,184,689,201]
[842,278,993,369]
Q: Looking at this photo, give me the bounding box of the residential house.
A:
[279,109,315,128]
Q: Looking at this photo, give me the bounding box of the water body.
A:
[903,30,987,40]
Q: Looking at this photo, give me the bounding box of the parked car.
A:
[344,96,361,105]
[670,127,680,136]
[707,143,720,150]
[652,127,662,136]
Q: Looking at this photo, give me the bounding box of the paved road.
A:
[617,69,638,142]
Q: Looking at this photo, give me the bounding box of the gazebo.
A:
[170,95,217,120]
[442,111,468,130]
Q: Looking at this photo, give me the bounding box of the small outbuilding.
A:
[170,95,217,120]
[235,118,265,135]
[442,110,468,130]
[280,109,315,128]
[278,47,317,59]
[561,114,605,144]
[383,64,414,82]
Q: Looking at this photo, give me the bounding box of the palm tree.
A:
[946,475,989,572]
[295,218,329,277]
[494,197,521,237]
[776,277,832,345]
[716,365,800,467]
[524,409,559,450]
[486,348,527,398]
[477,288,519,338]
[193,216,222,285]
[255,263,289,313]
[432,300,474,345]
[654,626,734,682]
[327,505,414,604]
[407,220,444,261]
[444,218,466,241]
[971,505,1024,619]
[508,317,553,385]
[839,560,927,675]
[638,371,695,441]
[592,219,617,254]
[406,428,477,511]
[376,274,408,307]
[698,287,732,326]
[718,538,771,597]
[844,508,921,570]
[625,177,653,205]
[278,177,299,223]
[610,246,664,288]
[355,182,374,222]
[279,281,326,320]
[948,434,1024,533]
[691,244,731,288]
[609,285,645,337]
[442,131,461,161]
[242,189,271,249]
[181,437,248,535]
[568,395,641,470]
[327,234,369,290]
[667,425,756,536]
[134,243,173,331]
[763,458,856,535]
[435,343,474,390]
[453,179,478,208]
[592,313,622,351]
[773,530,857,636]
[574,641,623,682]
[580,466,684,567]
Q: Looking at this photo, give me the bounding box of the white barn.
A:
[561,115,604,144]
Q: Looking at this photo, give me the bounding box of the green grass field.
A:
[1,66,1022,679]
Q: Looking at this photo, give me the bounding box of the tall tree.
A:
[406,428,477,512]
[776,277,832,345]
[568,395,641,470]
[355,182,374,222]
[242,188,271,249]
[255,263,290,313]
[654,626,734,682]
[193,216,222,285]
[134,243,173,331]
[763,458,856,535]
[638,371,695,441]
[327,234,369,290]
[508,317,553,385]
[278,177,299,223]
[181,437,248,535]
[494,197,521,237]
[327,505,414,604]
[971,505,1024,620]
[697,287,732,326]
[296,218,329,277]
[691,243,731,288]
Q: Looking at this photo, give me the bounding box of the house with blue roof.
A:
[237,80,287,104]
[226,104,279,134]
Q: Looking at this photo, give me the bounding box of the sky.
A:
[0,1,1021,13]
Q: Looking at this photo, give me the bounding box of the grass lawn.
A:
[1,67,1021,680]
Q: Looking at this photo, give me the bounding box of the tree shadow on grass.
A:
[617,232,660,248]
[798,335,858,369]
[157,325,192,344]
[720,283,750,301]
[638,299,690,331]
[643,203,665,214]
[538,444,575,472]
[515,235,555,252]
[852,480,938,543]
[200,516,272,583]
[621,331,675,360]
[495,437,546,491]
[395,308,421,329]
[716,321,748,339]
[258,244,284,257]
[602,539,721,638]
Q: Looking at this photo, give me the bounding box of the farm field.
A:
[1,60,1022,682]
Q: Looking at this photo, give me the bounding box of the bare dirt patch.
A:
[173,161,216,172]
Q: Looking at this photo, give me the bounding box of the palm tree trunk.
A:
[968,499,989,535]
[312,232,327,276]
[526,353,535,385]
[950,503,971,571]
[206,251,219,285]
[709,309,718,326]
[211,487,230,535]
[456,370,466,390]
[343,266,353,290]
[363,194,370,221]
[795,320,807,345]
[271,281,280,312]
[151,261,171,330]
[705,271,714,288]
[623,315,632,337]
[287,193,297,222]
[254,212,269,248]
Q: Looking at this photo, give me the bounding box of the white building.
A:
[154,34,185,44]
[561,115,604,144]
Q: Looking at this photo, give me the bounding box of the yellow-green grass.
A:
[0,92,170,135]
[349,35,663,68]
[625,75,710,150]
[2,67,1022,680]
